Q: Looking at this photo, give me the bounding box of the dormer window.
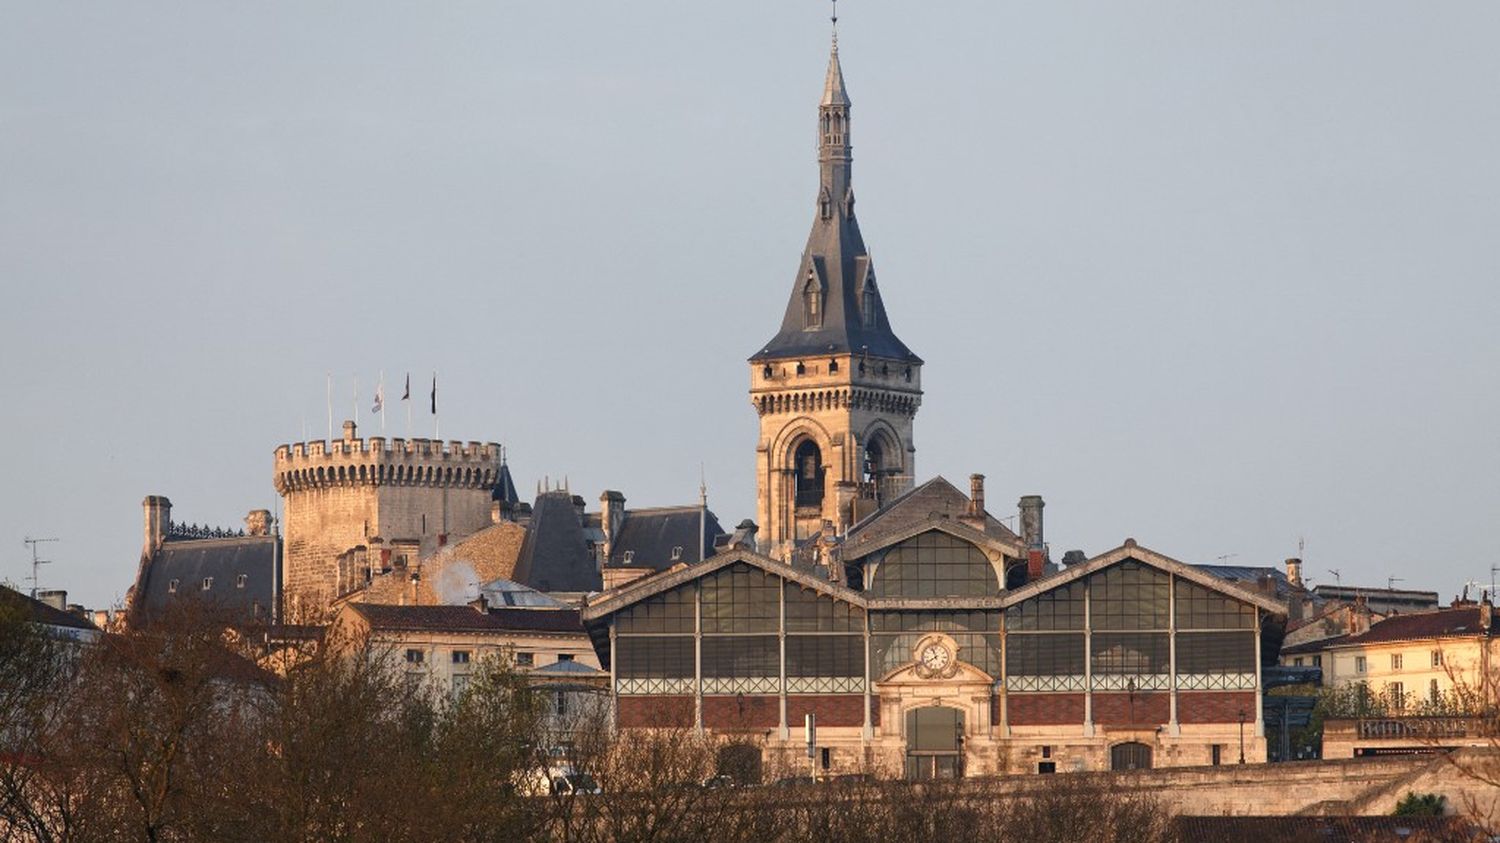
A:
[829,358,839,373]
[168,579,179,594]
[795,361,806,376]
[623,550,635,564]
[671,546,683,561]
[803,274,823,329]
[862,287,877,328]
[201,577,213,591]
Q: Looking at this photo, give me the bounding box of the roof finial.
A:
[831,0,838,50]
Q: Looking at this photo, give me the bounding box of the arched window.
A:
[793,440,824,508]
[1111,742,1153,771]
[803,275,822,329]
[863,438,884,486]
[868,532,1000,598]
[862,286,878,328]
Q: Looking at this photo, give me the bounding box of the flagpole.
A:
[432,371,439,440]
[326,373,333,442]
[353,374,359,430]
[379,370,387,434]
[404,372,412,438]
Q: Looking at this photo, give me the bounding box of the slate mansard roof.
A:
[511,492,600,594]
[1,585,98,634]
[606,506,724,570]
[1330,606,1492,647]
[136,535,278,618]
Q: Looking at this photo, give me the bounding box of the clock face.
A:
[919,643,951,671]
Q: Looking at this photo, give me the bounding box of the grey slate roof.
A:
[491,460,519,505]
[136,535,277,620]
[606,506,724,570]
[751,41,919,364]
[1195,564,1296,600]
[511,492,601,593]
[845,476,1020,550]
[1,585,98,633]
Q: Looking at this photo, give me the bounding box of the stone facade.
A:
[274,420,502,614]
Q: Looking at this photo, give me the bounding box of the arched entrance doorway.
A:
[904,706,964,780]
[1110,741,1153,771]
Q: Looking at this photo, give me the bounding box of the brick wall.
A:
[1178,691,1256,724]
[617,695,694,728]
[787,694,865,728]
[704,695,779,730]
[1007,693,1085,725]
[1093,692,1169,726]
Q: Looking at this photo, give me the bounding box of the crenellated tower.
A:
[750,32,923,561]
[273,420,503,611]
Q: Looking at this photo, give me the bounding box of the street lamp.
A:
[1238,708,1246,764]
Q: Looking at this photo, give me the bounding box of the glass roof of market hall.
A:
[580,526,1288,680]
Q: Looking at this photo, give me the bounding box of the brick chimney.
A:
[1285,558,1304,590]
[600,491,626,560]
[1019,495,1045,580]
[142,496,171,556]
[245,509,272,537]
[960,474,987,530]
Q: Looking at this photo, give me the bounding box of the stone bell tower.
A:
[749,32,923,561]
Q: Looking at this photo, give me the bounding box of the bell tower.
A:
[749,29,923,561]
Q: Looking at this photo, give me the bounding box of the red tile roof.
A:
[1333,607,1491,647]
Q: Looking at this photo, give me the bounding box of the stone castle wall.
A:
[274,427,502,611]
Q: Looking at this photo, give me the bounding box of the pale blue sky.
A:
[2,2,1497,607]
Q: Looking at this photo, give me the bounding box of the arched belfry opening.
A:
[794,440,825,509]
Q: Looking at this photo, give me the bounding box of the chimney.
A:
[491,500,503,524]
[600,491,626,560]
[968,474,986,517]
[245,509,272,537]
[733,519,759,550]
[572,495,587,525]
[1285,558,1304,590]
[1019,495,1045,549]
[142,495,172,556]
[37,590,66,611]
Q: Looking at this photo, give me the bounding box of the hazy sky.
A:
[2,2,1497,609]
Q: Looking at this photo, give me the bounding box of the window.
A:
[803,275,822,329]
[452,650,471,664]
[1211,745,1222,766]
[868,532,1001,598]
[861,284,878,328]
[670,546,683,561]
[1391,653,1403,671]
[1092,562,1169,630]
[623,550,635,564]
[236,573,247,589]
[616,638,691,679]
[1177,632,1256,674]
[201,577,213,591]
[1041,746,1052,759]
[702,564,780,633]
[1174,578,1257,629]
[1355,656,1367,674]
[617,588,694,633]
[514,651,535,667]
[168,579,179,594]
[1432,650,1443,668]
[405,649,425,664]
[1388,682,1405,710]
[557,653,575,662]
[1312,655,1322,668]
[553,691,569,717]
[1293,657,1304,666]
[1037,762,1056,774]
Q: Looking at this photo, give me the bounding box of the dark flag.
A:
[430,374,437,414]
[401,373,410,402]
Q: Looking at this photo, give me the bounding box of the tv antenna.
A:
[1215,553,1238,565]
[1327,568,1342,587]
[1387,576,1404,591]
[23,537,58,599]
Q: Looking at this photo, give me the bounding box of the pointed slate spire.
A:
[751,28,919,364]
[822,38,850,107]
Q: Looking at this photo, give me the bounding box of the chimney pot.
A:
[1284,558,1304,589]
[968,474,986,517]
[1019,495,1045,550]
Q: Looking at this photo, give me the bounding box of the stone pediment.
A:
[878,660,993,686]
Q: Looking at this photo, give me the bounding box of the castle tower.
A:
[749,34,923,560]
[273,420,503,612]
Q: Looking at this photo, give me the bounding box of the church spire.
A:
[751,20,919,365]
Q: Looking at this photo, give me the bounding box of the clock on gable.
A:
[912,634,960,680]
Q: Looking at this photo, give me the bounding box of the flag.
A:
[401,373,410,402]
[430,373,437,415]
[371,383,384,414]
